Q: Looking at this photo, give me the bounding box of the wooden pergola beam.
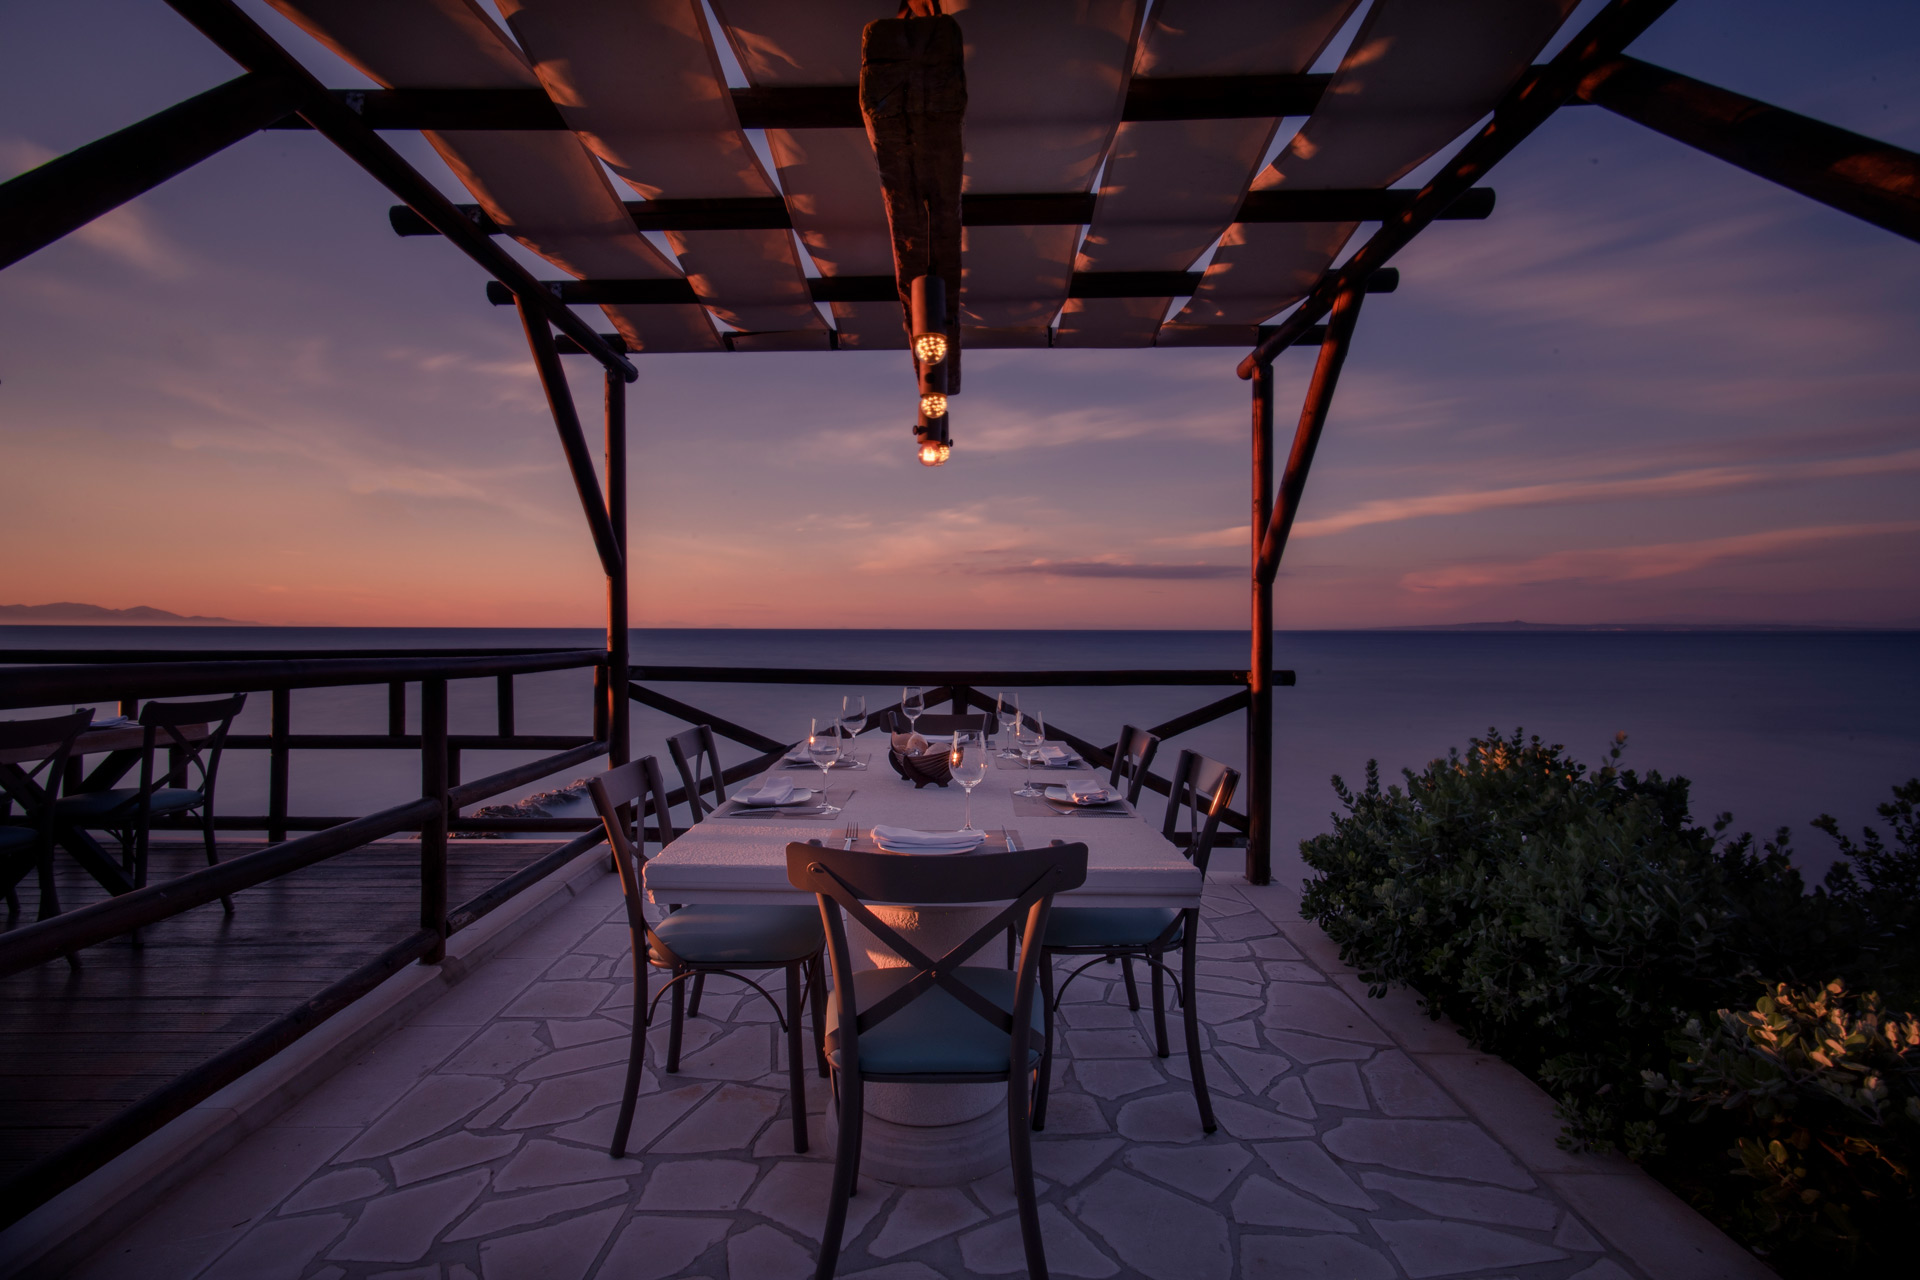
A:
[486,268,1398,310]
[392,189,1494,238]
[266,74,1345,135]
[1578,55,1920,244]
[1238,0,1680,376]
[0,73,298,272]
[160,0,635,383]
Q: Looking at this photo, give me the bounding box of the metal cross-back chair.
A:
[0,710,94,936]
[1034,748,1239,1136]
[665,723,728,823]
[588,756,827,1159]
[1108,724,1161,805]
[787,839,1088,1280]
[54,694,247,911]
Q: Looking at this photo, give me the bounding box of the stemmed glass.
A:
[839,694,866,756]
[1013,709,1046,797]
[807,717,842,814]
[949,730,988,831]
[997,694,1021,758]
[901,686,925,737]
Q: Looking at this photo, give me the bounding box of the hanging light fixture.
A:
[910,275,949,367]
[920,392,948,417]
[914,401,952,467]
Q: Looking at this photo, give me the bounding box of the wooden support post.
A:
[268,687,290,844]
[1257,287,1365,585]
[387,681,406,737]
[1577,55,1920,245]
[496,675,515,738]
[1247,362,1276,886]
[419,678,449,965]
[605,369,630,769]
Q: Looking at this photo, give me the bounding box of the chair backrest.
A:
[787,842,1088,1071]
[1108,724,1161,804]
[587,755,677,941]
[1159,749,1240,877]
[665,724,726,821]
[0,710,93,821]
[136,694,246,807]
[888,711,990,738]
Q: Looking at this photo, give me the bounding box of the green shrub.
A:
[1298,736,1920,1272]
[1648,982,1919,1265]
[1298,729,1797,1153]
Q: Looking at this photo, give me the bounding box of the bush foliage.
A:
[1298,729,1918,1269]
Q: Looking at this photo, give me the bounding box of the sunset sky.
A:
[2,0,1917,630]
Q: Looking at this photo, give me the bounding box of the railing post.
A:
[592,665,610,743]
[605,367,630,769]
[496,674,515,737]
[268,687,291,843]
[387,681,406,737]
[1248,360,1276,885]
[420,677,449,964]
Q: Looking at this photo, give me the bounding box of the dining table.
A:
[644,732,1201,1186]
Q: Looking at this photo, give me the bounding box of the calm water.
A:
[4,626,1916,880]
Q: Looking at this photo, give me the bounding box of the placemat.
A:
[993,752,1089,772]
[1008,785,1137,819]
[712,787,859,823]
[779,751,871,771]
[791,829,1025,855]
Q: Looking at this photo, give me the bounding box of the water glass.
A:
[949,731,988,830]
[997,693,1021,756]
[901,686,925,735]
[840,693,866,744]
[807,717,842,814]
[1014,710,1046,797]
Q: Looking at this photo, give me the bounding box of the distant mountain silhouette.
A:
[1383,619,1838,632]
[0,602,257,626]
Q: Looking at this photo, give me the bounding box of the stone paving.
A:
[64,867,1744,1280]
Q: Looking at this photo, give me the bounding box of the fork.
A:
[842,823,857,851]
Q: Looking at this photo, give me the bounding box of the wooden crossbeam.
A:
[270,75,1345,135]
[1239,0,1680,375]
[489,269,1398,310]
[1578,55,1920,244]
[393,189,1491,238]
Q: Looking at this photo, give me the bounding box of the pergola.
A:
[4,0,1918,878]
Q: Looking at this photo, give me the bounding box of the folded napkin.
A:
[871,825,981,849]
[1035,742,1073,765]
[741,777,796,805]
[1065,776,1110,803]
[85,714,139,731]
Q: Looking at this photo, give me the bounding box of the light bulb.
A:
[935,442,952,463]
[918,441,946,467]
[920,392,948,417]
[913,332,949,365]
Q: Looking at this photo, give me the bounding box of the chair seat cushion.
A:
[54,788,206,823]
[1044,906,1182,950]
[826,966,1043,1076]
[0,827,38,853]
[649,905,823,966]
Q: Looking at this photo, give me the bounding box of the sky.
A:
[2,0,1917,630]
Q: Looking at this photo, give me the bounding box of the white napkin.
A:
[890,731,929,754]
[1065,776,1110,803]
[1035,742,1072,765]
[741,777,796,805]
[871,825,981,849]
[86,714,139,731]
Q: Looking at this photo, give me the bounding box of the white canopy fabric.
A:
[272,0,1582,353]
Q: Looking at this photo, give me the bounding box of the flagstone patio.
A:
[56,865,1769,1280]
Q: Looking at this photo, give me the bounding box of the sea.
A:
[4,626,1916,881]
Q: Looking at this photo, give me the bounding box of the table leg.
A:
[54,825,134,897]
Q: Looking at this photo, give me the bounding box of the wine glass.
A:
[839,694,866,747]
[949,730,988,830]
[807,717,842,814]
[901,686,925,737]
[1014,709,1047,797]
[997,693,1021,757]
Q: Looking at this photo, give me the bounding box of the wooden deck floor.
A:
[0,838,582,1186]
